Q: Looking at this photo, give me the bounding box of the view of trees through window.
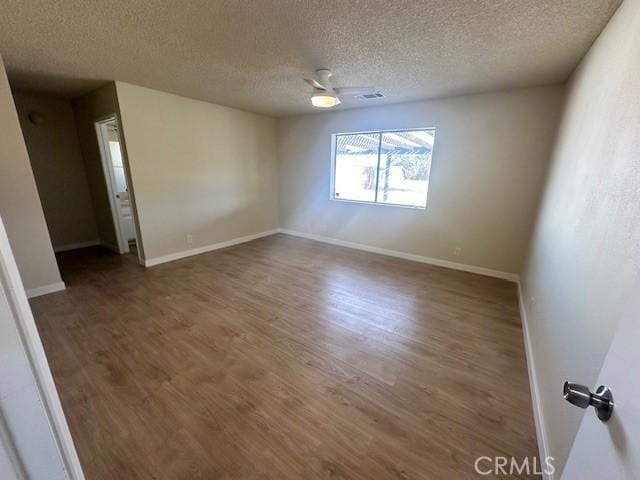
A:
[333,128,435,208]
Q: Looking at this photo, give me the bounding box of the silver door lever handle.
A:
[563,381,613,422]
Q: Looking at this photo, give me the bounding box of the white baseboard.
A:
[54,241,121,254]
[144,229,280,267]
[101,242,120,253]
[53,240,101,253]
[279,229,519,282]
[518,282,553,480]
[26,281,66,299]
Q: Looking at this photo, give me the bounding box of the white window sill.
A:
[330,197,426,210]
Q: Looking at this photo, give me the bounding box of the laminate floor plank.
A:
[31,234,538,479]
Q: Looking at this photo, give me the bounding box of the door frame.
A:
[94,115,141,261]
[0,217,85,479]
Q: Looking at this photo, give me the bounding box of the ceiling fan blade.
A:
[304,78,327,91]
[333,86,376,96]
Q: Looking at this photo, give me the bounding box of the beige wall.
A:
[0,56,61,291]
[278,86,565,274]
[115,82,279,261]
[72,83,121,250]
[521,0,640,473]
[13,93,98,248]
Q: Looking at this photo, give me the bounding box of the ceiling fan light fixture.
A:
[311,91,341,108]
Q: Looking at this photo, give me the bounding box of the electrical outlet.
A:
[186,234,193,245]
[453,247,462,257]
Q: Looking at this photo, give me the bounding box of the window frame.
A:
[329,127,436,210]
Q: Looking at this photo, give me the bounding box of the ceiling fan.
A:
[304,69,376,108]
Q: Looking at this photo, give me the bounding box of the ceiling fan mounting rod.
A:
[315,68,333,85]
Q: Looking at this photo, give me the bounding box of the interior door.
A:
[562,287,640,478]
[0,216,84,479]
[108,140,135,243]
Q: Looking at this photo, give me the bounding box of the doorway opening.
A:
[94,116,141,262]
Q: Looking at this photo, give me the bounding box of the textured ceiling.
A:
[0,0,622,117]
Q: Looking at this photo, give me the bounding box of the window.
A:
[331,128,435,208]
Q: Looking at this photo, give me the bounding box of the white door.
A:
[0,217,84,479]
[108,140,135,242]
[562,288,640,478]
[95,118,137,254]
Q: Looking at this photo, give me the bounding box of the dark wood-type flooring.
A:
[31,234,537,479]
